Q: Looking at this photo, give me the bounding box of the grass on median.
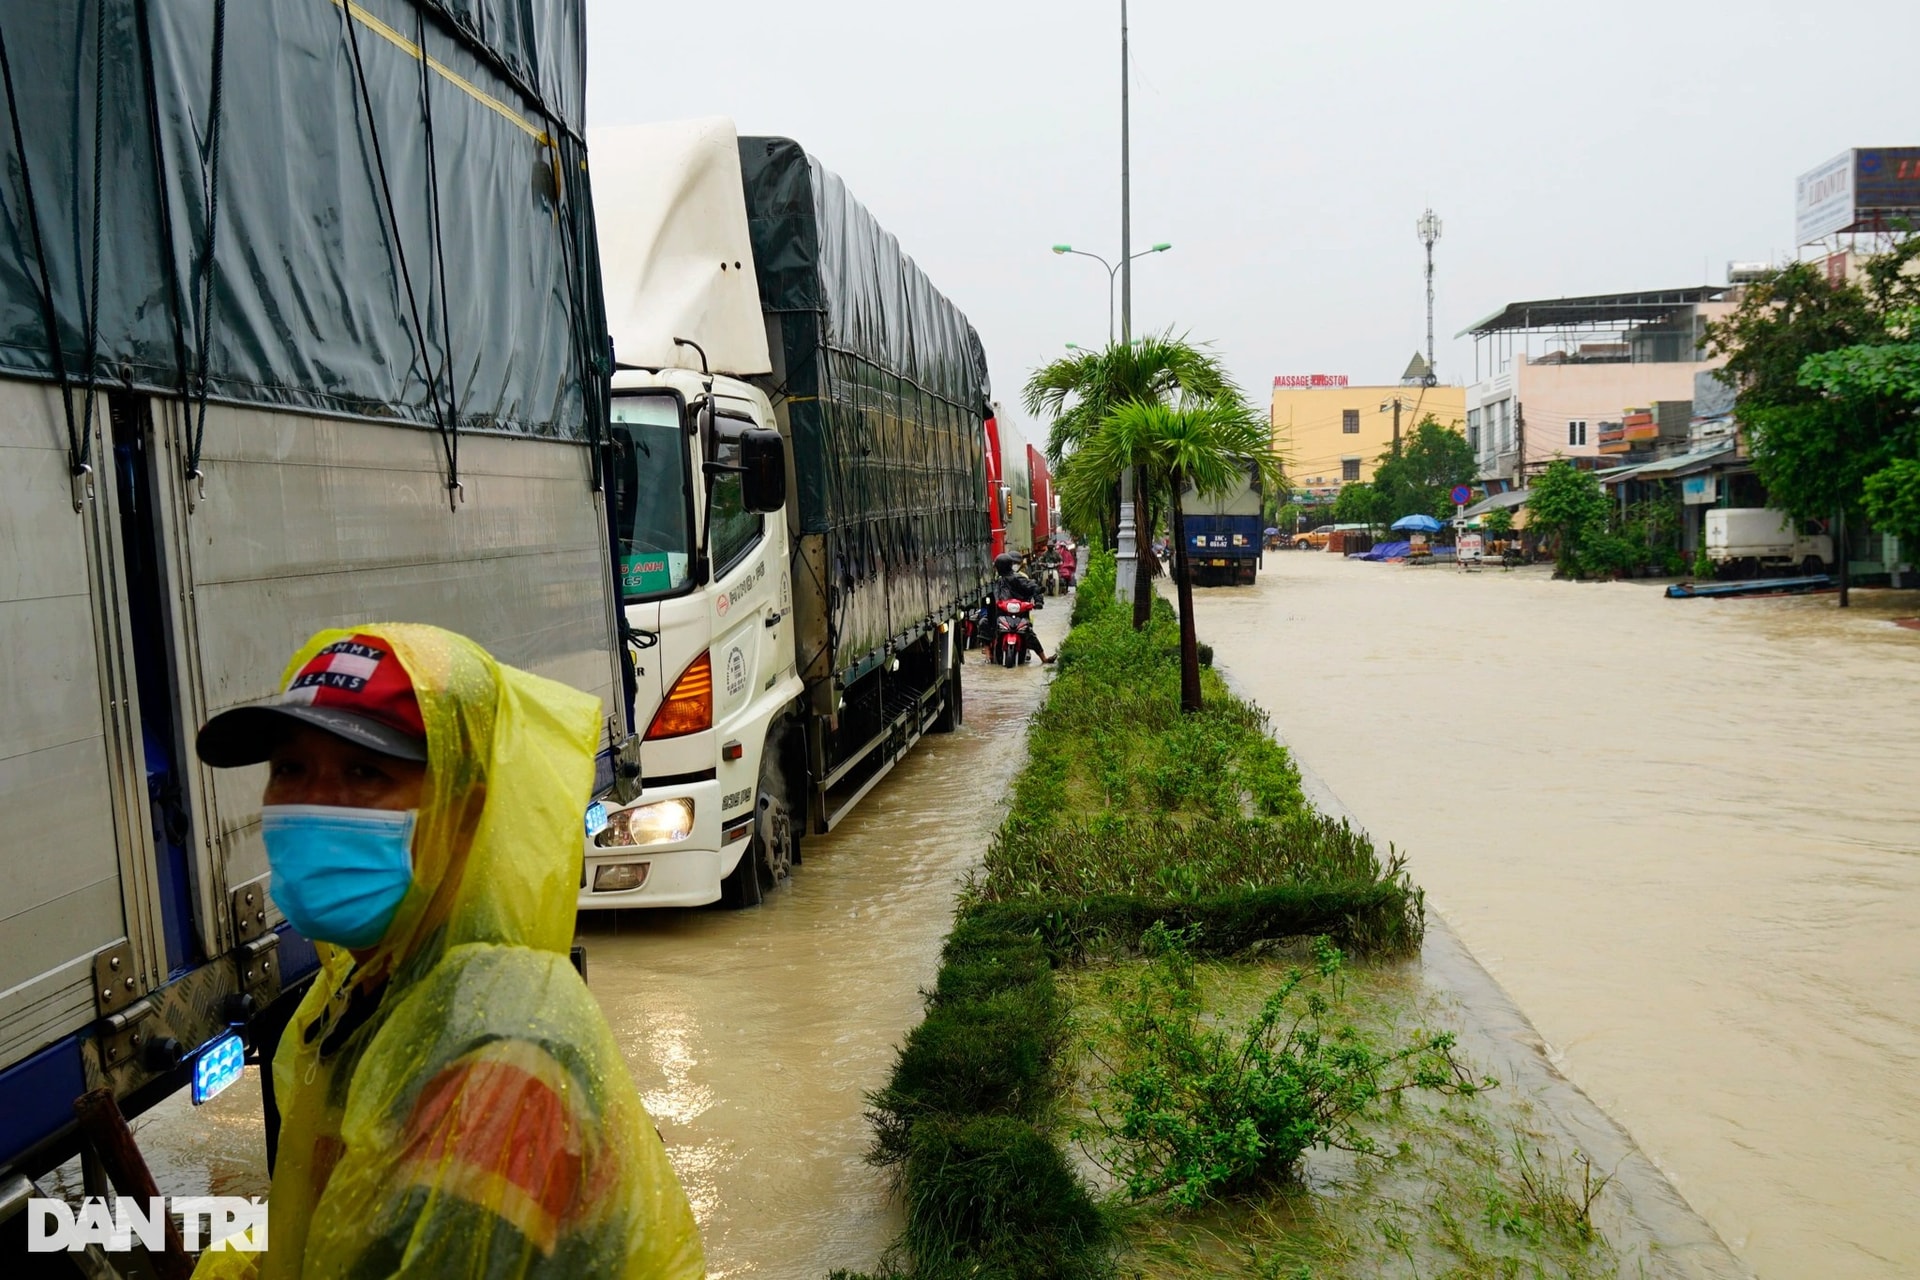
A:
[849,552,1617,1280]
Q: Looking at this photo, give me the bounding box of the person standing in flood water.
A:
[190,624,703,1279]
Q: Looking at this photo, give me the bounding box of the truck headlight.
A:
[594,798,694,847]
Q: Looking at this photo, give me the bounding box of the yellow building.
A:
[1270,379,1467,496]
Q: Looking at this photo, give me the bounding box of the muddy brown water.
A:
[121,604,1068,1277]
[576,606,1065,1277]
[1198,552,1920,1280]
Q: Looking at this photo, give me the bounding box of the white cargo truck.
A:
[1704,508,1833,575]
[0,0,623,1189]
[580,120,993,910]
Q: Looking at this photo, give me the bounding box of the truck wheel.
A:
[720,746,796,909]
[1802,555,1826,576]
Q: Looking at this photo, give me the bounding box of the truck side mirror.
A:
[738,429,787,513]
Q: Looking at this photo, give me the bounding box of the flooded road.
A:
[125,606,1065,1277]
[1198,553,1920,1280]
[578,608,1063,1277]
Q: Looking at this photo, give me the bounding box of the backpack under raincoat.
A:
[195,624,704,1278]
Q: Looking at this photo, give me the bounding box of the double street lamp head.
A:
[1048,241,1172,260]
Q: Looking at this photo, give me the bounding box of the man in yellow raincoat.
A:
[192,623,704,1278]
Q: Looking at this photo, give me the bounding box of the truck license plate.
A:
[191,1031,246,1105]
[1209,559,1228,566]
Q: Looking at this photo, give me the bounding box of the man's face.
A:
[264,725,427,812]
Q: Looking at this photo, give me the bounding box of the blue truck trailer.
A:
[1182,463,1265,586]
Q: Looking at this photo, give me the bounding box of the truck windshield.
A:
[609,395,693,598]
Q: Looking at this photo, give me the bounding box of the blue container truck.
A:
[1182,463,1265,586]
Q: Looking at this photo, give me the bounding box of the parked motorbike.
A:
[963,595,994,650]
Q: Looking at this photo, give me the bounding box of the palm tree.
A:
[1024,333,1236,628]
[1063,395,1281,712]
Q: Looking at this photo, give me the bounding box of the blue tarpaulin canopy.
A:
[1390,514,1443,533]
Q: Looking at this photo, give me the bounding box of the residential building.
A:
[1460,286,1737,487]
[1270,378,1466,499]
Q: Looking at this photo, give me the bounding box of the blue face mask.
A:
[260,805,417,949]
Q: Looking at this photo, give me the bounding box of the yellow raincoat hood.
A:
[199,624,702,1279]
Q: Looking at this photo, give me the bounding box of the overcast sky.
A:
[584,0,1918,444]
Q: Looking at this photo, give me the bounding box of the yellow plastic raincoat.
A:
[196,624,703,1278]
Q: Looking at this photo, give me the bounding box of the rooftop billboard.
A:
[1796,148,1920,245]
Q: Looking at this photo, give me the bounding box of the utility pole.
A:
[1114,0,1138,607]
[1417,210,1442,387]
[1836,507,1851,608]
[1514,401,1526,488]
[1381,394,1416,457]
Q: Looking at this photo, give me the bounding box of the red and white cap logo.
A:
[281,635,426,741]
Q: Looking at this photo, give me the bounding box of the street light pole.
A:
[1050,244,1171,346]
[1116,0,1138,606]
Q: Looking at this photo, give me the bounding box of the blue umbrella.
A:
[1390,513,1443,533]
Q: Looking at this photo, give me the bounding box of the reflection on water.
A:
[125,609,1065,1278]
[54,1066,276,1206]
[579,607,1066,1277]
[1200,554,1920,1280]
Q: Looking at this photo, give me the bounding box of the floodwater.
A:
[124,603,1065,1278]
[1197,552,1920,1280]
[578,604,1065,1276]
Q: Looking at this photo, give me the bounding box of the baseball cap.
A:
[196,634,428,768]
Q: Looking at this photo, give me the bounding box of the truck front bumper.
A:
[578,777,753,909]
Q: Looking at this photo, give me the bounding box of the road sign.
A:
[1450,485,1472,506]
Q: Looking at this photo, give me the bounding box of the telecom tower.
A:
[1417,209,1442,387]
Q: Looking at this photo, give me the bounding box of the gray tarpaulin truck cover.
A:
[738,135,992,682]
[0,0,604,445]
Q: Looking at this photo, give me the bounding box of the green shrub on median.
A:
[861,551,1428,1277]
[1082,924,1482,1209]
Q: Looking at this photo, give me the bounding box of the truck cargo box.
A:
[738,138,993,693]
[0,0,615,1177]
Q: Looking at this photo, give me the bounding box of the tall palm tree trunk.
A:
[1132,463,1154,630]
[1169,471,1203,713]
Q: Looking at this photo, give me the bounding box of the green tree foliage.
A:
[1023,334,1245,625]
[1706,261,1881,413]
[1799,305,1920,553]
[1266,498,1306,534]
[1863,458,1920,551]
[1705,244,1920,531]
[1330,481,1385,527]
[1572,499,1686,580]
[1524,461,1607,571]
[1370,416,1476,523]
[1483,506,1515,537]
[1061,396,1280,713]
